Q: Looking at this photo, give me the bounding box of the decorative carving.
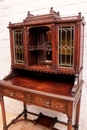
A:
[58,16,78,21]
[3,89,24,99]
[33,96,46,105]
[3,89,14,97]
[32,94,67,111]
[68,118,72,124]
[15,92,24,99]
[32,95,51,107]
[71,74,79,93]
[51,100,66,111]
[3,68,19,80]
[9,22,23,27]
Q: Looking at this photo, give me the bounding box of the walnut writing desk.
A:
[0,8,85,130]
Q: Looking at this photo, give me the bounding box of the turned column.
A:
[0,95,8,130]
[23,102,27,119]
[75,97,81,130]
[67,101,73,130]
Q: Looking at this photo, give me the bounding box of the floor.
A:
[0,105,75,130]
[0,104,49,130]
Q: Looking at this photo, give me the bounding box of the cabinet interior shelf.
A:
[28,45,52,51]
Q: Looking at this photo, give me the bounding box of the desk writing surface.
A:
[1,73,75,97]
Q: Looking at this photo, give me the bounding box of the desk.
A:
[0,8,84,130]
[0,72,83,130]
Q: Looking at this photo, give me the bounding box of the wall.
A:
[0,0,87,130]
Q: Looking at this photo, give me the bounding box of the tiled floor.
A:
[0,105,49,130]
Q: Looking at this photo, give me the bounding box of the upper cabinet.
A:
[8,7,85,75]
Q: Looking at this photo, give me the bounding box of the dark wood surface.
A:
[0,71,75,97]
[0,75,83,130]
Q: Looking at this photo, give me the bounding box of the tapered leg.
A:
[0,96,8,130]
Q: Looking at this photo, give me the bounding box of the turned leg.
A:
[68,118,72,130]
[67,101,73,130]
[23,102,27,119]
[75,97,81,130]
[0,96,8,130]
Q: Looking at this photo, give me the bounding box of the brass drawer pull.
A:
[45,101,50,107]
[26,93,31,101]
[10,92,14,96]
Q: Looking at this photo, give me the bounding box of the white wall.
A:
[0,0,87,130]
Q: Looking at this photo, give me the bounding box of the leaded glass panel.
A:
[58,26,74,68]
[14,30,24,64]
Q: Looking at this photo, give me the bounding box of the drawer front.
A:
[3,88,15,97]
[30,93,67,113]
[3,87,67,113]
[51,99,67,112]
[3,88,25,101]
[32,94,51,107]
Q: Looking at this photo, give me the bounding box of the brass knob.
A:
[45,101,50,107]
[10,92,14,96]
[26,93,31,101]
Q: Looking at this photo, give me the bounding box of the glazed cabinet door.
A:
[10,29,25,68]
[14,30,24,64]
[56,24,76,74]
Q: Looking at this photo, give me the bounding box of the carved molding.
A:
[58,16,78,21]
[3,68,19,80]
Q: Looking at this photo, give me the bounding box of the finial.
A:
[78,12,81,19]
[27,11,30,17]
[51,7,53,10]
[50,7,53,13]
[57,11,60,16]
[9,22,11,25]
[78,12,81,15]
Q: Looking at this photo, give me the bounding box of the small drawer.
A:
[3,88,15,97]
[3,88,25,101]
[32,94,51,108]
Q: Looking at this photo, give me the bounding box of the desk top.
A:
[0,71,76,98]
[0,70,84,101]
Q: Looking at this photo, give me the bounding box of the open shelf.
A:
[28,45,52,51]
[34,113,57,129]
[28,26,52,66]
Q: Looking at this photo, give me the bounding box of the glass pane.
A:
[46,30,52,62]
[14,30,24,64]
[58,26,74,68]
